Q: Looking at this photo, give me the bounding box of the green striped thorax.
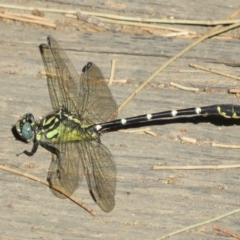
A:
[14,108,98,145]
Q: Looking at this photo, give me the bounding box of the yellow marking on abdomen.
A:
[217,106,231,118]
[217,105,240,119]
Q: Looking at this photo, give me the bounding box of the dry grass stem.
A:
[0,164,97,216]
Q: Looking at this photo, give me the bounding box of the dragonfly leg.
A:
[16,140,39,157]
[41,142,62,179]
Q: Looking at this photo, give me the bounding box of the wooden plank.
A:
[0,1,240,239]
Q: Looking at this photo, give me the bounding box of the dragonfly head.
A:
[12,113,36,143]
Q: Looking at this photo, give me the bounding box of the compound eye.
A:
[23,113,35,123]
[22,122,34,140]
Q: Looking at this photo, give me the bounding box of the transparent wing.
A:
[39,43,63,111]
[79,62,118,123]
[40,36,117,211]
[77,139,116,212]
[48,138,116,212]
[47,141,83,198]
[39,39,80,113]
[40,36,117,124]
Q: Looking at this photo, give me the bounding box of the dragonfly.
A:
[13,36,240,212]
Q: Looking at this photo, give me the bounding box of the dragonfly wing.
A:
[39,43,64,111]
[40,36,117,123]
[47,141,83,199]
[40,36,117,209]
[79,62,118,123]
[77,139,116,212]
[40,36,83,114]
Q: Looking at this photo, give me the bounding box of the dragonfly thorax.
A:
[36,108,98,143]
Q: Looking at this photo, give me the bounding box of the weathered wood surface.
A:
[0,1,240,239]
